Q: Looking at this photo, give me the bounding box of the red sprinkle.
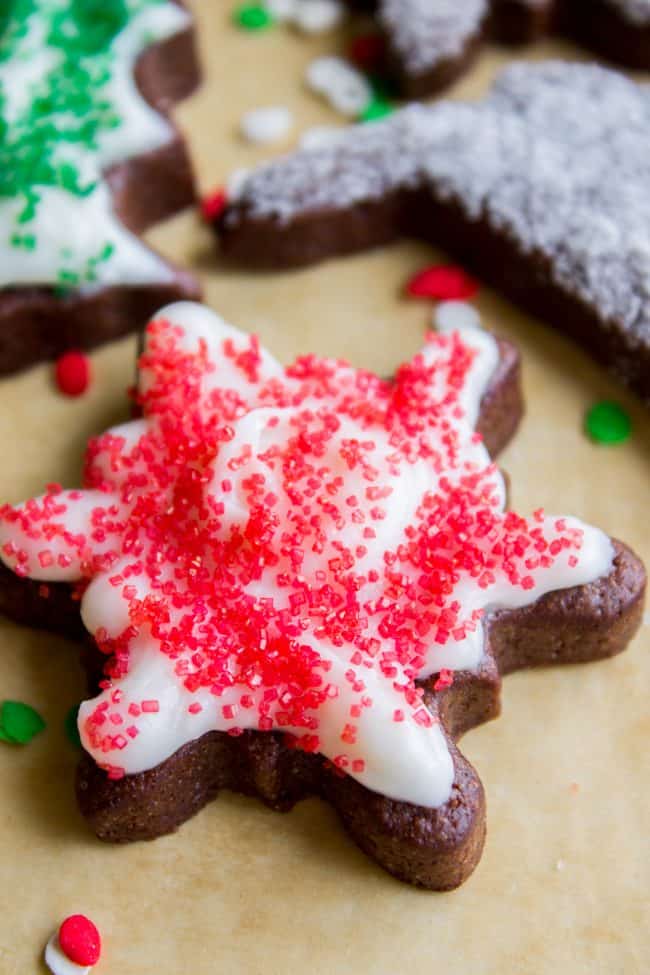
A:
[433,669,454,692]
[405,265,479,301]
[58,915,101,967]
[201,188,227,223]
[348,33,386,71]
[55,351,91,397]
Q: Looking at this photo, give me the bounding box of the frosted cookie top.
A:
[376,0,650,75]
[0,0,190,290]
[0,302,612,808]
[378,0,487,73]
[225,61,650,350]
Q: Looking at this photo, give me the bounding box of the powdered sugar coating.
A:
[378,0,487,73]
[226,61,650,349]
[607,0,650,25]
[374,0,650,76]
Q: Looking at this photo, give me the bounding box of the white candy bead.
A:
[295,0,344,33]
[305,56,372,117]
[44,935,91,975]
[299,125,346,150]
[240,106,293,144]
[434,300,482,333]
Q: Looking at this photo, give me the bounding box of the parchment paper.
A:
[0,4,648,972]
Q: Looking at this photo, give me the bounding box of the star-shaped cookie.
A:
[219,61,650,405]
[0,302,644,888]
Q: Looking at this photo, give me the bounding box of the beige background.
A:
[0,3,649,972]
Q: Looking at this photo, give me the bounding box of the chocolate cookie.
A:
[0,301,644,889]
[218,61,650,404]
[343,0,650,96]
[0,0,201,376]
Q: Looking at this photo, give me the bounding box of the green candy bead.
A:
[0,700,46,744]
[585,401,632,445]
[233,4,274,30]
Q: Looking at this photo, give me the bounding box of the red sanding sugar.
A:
[406,265,479,301]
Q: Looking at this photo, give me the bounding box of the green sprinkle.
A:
[359,96,394,123]
[233,4,274,30]
[0,700,46,744]
[64,703,82,748]
[585,401,632,445]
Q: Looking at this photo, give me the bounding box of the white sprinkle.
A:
[305,56,372,117]
[265,0,345,31]
[643,612,650,626]
[44,934,91,975]
[435,300,482,333]
[294,0,344,33]
[299,125,346,150]
[555,859,566,872]
[263,0,297,20]
[240,106,293,144]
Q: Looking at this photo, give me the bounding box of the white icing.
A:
[0,185,173,288]
[44,935,91,975]
[0,0,191,289]
[0,302,613,809]
[240,106,294,144]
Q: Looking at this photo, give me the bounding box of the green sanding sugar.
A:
[0,0,177,282]
[64,703,82,748]
[233,4,274,30]
[585,401,632,445]
[0,700,46,744]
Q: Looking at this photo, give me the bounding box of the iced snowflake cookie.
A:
[0,301,644,888]
[218,61,650,405]
[341,0,650,96]
[0,0,201,376]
